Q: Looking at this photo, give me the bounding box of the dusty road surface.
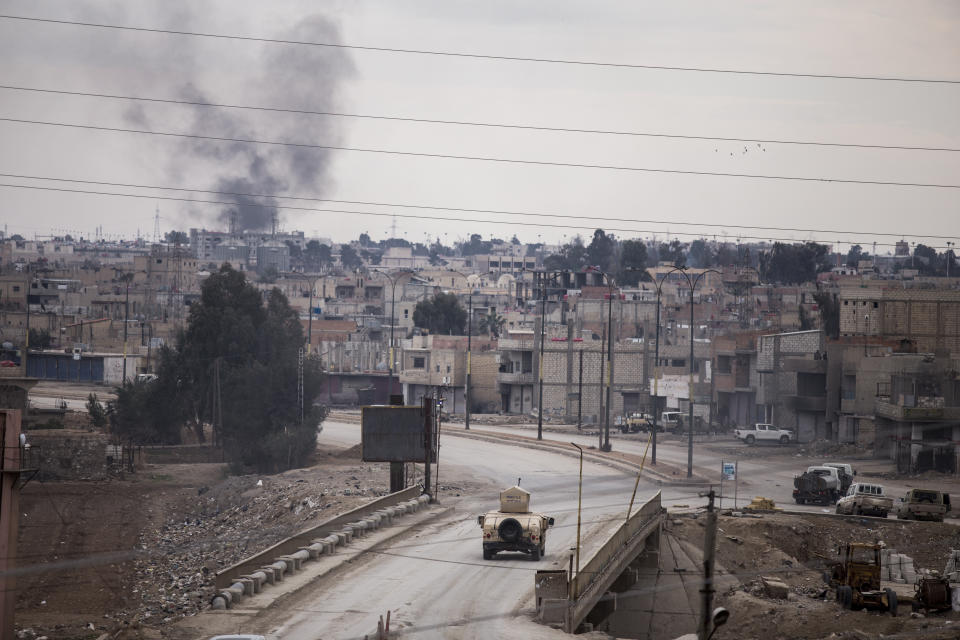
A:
[464,422,960,519]
[247,419,669,640]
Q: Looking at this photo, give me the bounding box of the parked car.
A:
[734,423,793,445]
[895,488,951,522]
[836,483,892,518]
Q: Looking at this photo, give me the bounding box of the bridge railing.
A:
[571,490,662,600]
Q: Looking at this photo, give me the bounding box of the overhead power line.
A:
[0,181,950,249]
[1,84,956,154]
[1,14,958,85]
[1,172,955,242]
[3,117,960,190]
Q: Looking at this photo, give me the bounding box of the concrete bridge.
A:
[535,491,664,633]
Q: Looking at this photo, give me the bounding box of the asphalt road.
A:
[266,420,686,640]
[473,423,954,518]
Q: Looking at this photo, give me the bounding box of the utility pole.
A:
[537,277,546,441]
[0,410,26,640]
[423,394,433,502]
[699,488,718,640]
[465,291,472,430]
[577,349,583,430]
[121,273,130,383]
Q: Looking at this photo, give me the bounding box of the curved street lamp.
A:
[370,268,415,405]
[586,266,617,452]
[669,266,722,478]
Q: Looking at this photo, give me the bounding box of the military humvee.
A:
[478,485,554,561]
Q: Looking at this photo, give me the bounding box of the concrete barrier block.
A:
[237,578,254,596]
[211,595,228,610]
[260,566,277,584]
[268,560,287,581]
[301,545,320,559]
[243,572,265,593]
[335,530,349,545]
[292,549,310,563]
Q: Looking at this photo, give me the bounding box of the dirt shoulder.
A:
[669,511,960,639]
[14,442,432,640]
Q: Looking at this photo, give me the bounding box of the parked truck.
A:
[793,466,842,505]
[821,462,855,494]
[835,482,893,518]
[734,423,794,445]
[895,488,951,522]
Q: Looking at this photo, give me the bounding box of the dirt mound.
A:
[333,443,363,459]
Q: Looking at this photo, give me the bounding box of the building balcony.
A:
[399,369,431,385]
[497,371,535,385]
[875,401,960,422]
[498,338,534,351]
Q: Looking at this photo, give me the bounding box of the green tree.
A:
[478,309,506,338]
[340,244,362,270]
[762,242,830,284]
[413,293,466,335]
[846,245,864,268]
[28,328,52,350]
[687,239,715,268]
[658,240,687,267]
[543,236,588,272]
[304,240,332,272]
[359,232,372,246]
[177,265,325,470]
[586,229,616,273]
[108,347,186,444]
[86,393,108,430]
[913,244,943,276]
[618,239,648,286]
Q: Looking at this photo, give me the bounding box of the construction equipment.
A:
[828,542,898,616]
[913,573,952,611]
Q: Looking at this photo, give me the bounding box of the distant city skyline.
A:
[1,1,958,254]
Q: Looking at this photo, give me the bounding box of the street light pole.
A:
[537,277,546,441]
[372,269,413,405]
[122,275,130,383]
[465,290,472,430]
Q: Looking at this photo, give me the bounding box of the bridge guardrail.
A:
[572,490,662,600]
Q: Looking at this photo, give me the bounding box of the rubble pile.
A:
[131,461,390,623]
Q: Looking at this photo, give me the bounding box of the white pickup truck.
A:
[734,423,793,445]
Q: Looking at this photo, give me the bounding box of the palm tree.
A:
[478,309,506,338]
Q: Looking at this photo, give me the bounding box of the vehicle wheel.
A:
[497,518,523,543]
[780,435,789,445]
[746,435,755,445]
[853,505,861,516]
[531,546,541,561]
[483,549,493,560]
[885,588,898,616]
[840,586,853,609]
[835,505,842,514]
[795,497,803,505]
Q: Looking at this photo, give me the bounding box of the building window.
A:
[12,286,19,292]
[446,365,451,373]
[844,300,848,305]
[873,301,878,308]
[436,364,440,372]
[413,357,425,369]
[404,309,409,318]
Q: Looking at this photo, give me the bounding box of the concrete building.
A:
[839,288,960,356]
[874,357,960,473]
[756,329,827,443]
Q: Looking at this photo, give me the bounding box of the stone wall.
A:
[26,429,110,481]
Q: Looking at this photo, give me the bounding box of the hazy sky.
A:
[1,0,958,252]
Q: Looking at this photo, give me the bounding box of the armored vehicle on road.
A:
[478,485,554,561]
